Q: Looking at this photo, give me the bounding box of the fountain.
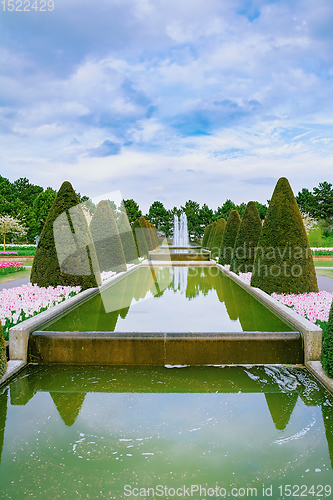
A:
[149,213,210,261]
[173,213,189,247]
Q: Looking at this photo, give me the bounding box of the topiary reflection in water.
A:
[0,365,332,499]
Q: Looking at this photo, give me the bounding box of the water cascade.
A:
[173,213,189,246]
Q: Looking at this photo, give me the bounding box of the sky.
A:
[1,0,333,214]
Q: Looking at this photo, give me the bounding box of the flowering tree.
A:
[0,215,27,251]
[301,212,318,234]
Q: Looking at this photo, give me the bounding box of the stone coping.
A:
[0,360,26,389]
[306,361,333,395]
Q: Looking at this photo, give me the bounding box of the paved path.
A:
[0,277,30,291]
[317,274,333,293]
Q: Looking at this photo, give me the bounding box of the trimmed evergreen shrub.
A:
[30,181,100,290]
[250,177,318,294]
[139,217,154,251]
[202,224,212,248]
[211,218,226,259]
[218,210,241,265]
[132,219,149,257]
[207,221,217,250]
[117,211,139,264]
[233,201,262,273]
[322,301,333,378]
[0,322,7,379]
[90,200,127,273]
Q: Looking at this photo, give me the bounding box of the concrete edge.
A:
[306,361,333,395]
[0,360,27,389]
[9,262,144,362]
[142,260,216,266]
[216,263,322,363]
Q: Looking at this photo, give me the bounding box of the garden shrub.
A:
[218,210,241,265]
[250,177,318,294]
[31,181,100,290]
[322,301,333,378]
[90,200,127,273]
[0,322,7,379]
[202,224,212,248]
[233,201,262,273]
[117,212,139,264]
[132,219,149,257]
[139,217,155,251]
[207,221,217,250]
[211,218,226,259]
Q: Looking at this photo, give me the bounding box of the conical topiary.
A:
[90,200,127,273]
[250,177,318,294]
[0,322,7,379]
[322,301,333,378]
[202,224,212,248]
[117,211,139,264]
[232,201,262,273]
[207,221,217,250]
[211,218,226,259]
[132,219,149,257]
[30,181,100,290]
[139,217,154,251]
[218,210,241,265]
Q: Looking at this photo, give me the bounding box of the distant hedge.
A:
[322,302,333,378]
[218,210,241,266]
[233,201,262,273]
[31,181,100,290]
[250,177,318,294]
[207,221,217,250]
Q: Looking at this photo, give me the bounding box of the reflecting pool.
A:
[39,266,297,333]
[0,365,332,499]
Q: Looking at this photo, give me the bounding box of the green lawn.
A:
[314,260,333,267]
[0,268,31,284]
[316,269,333,279]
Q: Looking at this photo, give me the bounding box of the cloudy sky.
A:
[1,0,333,213]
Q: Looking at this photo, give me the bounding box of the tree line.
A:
[0,175,332,243]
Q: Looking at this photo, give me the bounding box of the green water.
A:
[0,365,332,499]
[40,266,297,333]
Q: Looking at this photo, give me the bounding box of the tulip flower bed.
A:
[0,251,18,255]
[0,261,24,276]
[224,265,333,325]
[0,283,81,341]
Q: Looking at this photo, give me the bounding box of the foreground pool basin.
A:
[28,266,303,365]
[0,365,332,499]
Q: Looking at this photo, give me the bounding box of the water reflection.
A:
[41,266,297,333]
[1,365,332,479]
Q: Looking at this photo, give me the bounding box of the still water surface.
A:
[0,365,332,499]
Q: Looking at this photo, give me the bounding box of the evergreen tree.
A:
[250,177,318,294]
[90,200,127,273]
[218,210,241,265]
[31,181,100,289]
[139,217,154,251]
[0,322,7,379]
[322,300,333,378]
[233,201,262,273]
[117,211,139,264]
[211,218,226,259]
